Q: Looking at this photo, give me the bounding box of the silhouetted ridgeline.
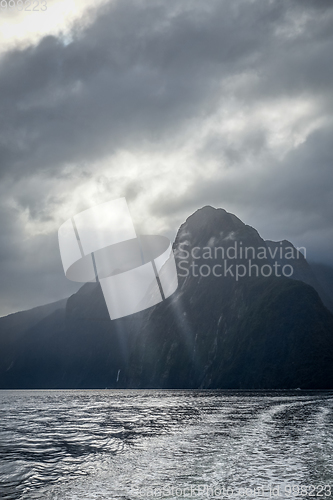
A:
[1,206,333,389]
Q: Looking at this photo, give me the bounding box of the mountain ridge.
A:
[1,206,333,389]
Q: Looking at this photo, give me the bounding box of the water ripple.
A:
[0,390,332,500]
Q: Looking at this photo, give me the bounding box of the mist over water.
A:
[0,390,333,500]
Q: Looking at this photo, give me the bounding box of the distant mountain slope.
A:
[310,262,333,308]
[1,206,332,389]
[0,299,66,381]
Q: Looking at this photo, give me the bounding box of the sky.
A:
[0,0,332,316]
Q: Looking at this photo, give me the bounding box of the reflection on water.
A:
[0,390,333,499]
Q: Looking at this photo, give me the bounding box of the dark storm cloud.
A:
[0,0,290,179]
[0,0,333,314]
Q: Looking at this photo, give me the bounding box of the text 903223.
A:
[0,1,47,10]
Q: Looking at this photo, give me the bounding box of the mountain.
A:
[0,298,66,384]
[1,206,333,389]
[310,262,333,308]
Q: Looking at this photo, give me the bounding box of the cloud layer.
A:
[0,0,333,315]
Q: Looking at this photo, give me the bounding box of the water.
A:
[1,390,333,500]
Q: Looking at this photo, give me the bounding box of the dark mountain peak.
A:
[185,205,243,229]
[175,205,262,248]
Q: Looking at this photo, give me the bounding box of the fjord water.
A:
[1,391,333,500]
